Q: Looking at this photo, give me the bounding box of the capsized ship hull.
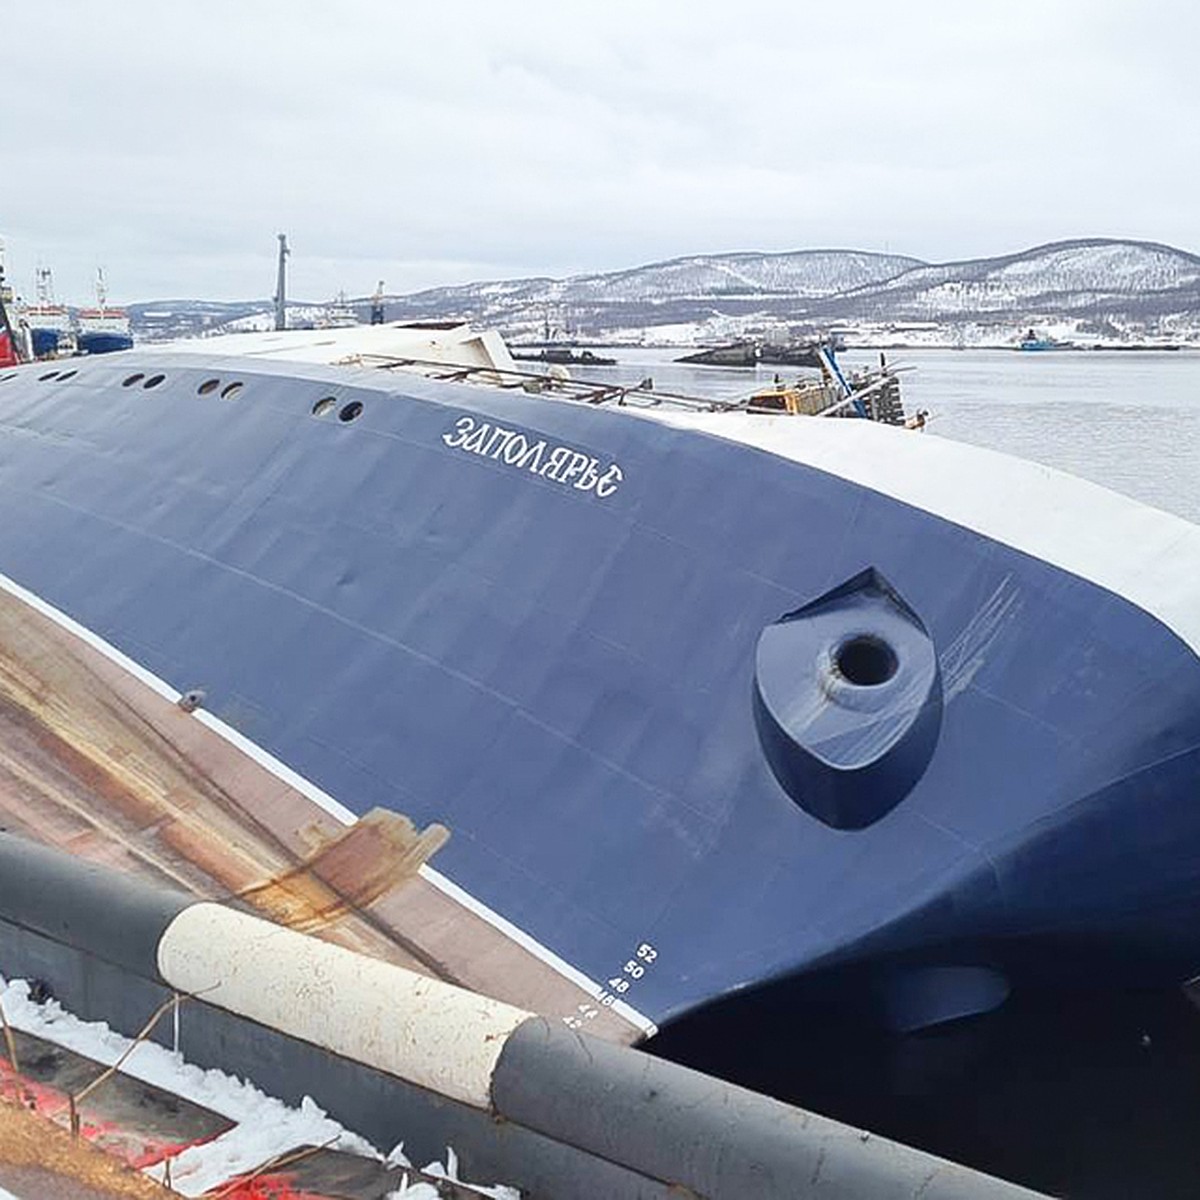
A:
[1,344,1199,1044]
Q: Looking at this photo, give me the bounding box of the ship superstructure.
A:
[20,265,76,357]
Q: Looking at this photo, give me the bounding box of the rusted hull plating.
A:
[0,581,638,1043]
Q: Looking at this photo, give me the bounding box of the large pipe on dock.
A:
[0,832,1048,1200]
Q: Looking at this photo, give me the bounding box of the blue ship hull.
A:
[1,350,1199,1042]
[77,330,134,355]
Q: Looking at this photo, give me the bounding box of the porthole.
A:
[220,381,244,401]
[197,378,220,395]
[56,369,77,381]
[39,370,60,382]
[338,400,363,423]
[0,373,16,383]
[311,396,337,417]
[143,374,166,389]
[122,373,144,387]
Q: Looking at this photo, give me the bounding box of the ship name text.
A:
[442,416,624,498]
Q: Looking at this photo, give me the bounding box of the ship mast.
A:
[35,265,56,308]
[274,233,289,331]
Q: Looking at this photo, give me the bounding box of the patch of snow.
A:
[0,975,521,1199]
[416,1145,521,1200]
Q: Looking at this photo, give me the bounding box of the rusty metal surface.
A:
[0,582,638,1044]
[0,1103,167,1200]
[0,1028,233,1166]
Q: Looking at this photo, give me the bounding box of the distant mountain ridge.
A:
[381,248,926,328]
[815,239,1200,322]
[129,238,1200,346]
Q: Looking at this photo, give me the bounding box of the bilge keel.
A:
[0,335,1199,1051]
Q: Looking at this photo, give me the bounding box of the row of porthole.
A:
[122,371,167,390]
[313,396,364,422]
[194,377,244,401]
[129,372,363,422]
[1,366,365,424]
[0,368,78,383]
[192,379,363,421]
[0,367,79,383]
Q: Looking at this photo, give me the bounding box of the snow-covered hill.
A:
[556,249,924,301]
[821,239,1200,319]
[382,239,1200,344]
[129,239,1200,346]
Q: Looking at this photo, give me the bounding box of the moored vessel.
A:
[20,266,77,358]
[0,318,1198,1063]
[76,268,133,354]
[1018,327,1067,351]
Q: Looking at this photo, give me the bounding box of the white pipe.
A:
[158,902,532,1109]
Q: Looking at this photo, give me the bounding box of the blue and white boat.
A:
[1018,328,1065,351]
[0,317,1198,1055]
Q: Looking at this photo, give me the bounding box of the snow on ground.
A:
[0,976,517,1199]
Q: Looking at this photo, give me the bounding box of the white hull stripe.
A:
[0,569,656,1037]
[418,865,657,1036]
[640,410,1200,658]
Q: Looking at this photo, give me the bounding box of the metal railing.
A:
[337,351,906,421]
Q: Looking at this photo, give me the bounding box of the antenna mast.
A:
[274,233,289,331]
[36,265,56,307]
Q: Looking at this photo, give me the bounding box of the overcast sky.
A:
[4,1,1198,304]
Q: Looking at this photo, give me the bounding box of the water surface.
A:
[573,346,1200,524]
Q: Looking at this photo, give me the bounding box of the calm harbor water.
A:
[575,346,1200,525]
